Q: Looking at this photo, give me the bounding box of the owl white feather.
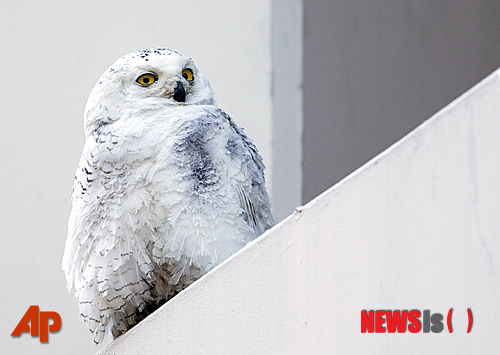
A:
[62,48,275,344]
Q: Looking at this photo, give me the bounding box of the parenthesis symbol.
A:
[447,308,453,333]
[467,308,473,333]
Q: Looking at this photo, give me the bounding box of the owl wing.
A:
[221,110,276,235]
[62,125,160,343]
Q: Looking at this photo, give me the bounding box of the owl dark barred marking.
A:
[62,48,275,344]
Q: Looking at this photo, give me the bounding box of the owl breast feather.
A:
[77,106,256,277]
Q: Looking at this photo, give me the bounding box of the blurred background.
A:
[1,1,499,354]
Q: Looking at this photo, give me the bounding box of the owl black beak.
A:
[173,81,186,102]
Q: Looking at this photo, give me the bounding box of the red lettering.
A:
[11,305,39,337]
[40,312,62,343]
[408,310,422,333]
[361,310,374,333]
[386,310,407,333]
[11,306,61,342]
[375,310,386,333]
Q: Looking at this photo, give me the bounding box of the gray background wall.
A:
[302,1,500,202]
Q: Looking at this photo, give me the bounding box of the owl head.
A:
[84,48,215,135]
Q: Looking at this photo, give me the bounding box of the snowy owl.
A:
[62,48,275,344]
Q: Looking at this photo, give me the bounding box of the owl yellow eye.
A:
[136,73,157,86]
[182,68,194,82]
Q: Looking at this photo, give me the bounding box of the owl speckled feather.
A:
[62,48,275,344]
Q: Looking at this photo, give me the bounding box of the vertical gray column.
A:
[271,0,303,220]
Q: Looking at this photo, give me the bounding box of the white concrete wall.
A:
[97,70,500,354]
[0,2,273,354]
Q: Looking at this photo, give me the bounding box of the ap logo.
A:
[11,305,61,343]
